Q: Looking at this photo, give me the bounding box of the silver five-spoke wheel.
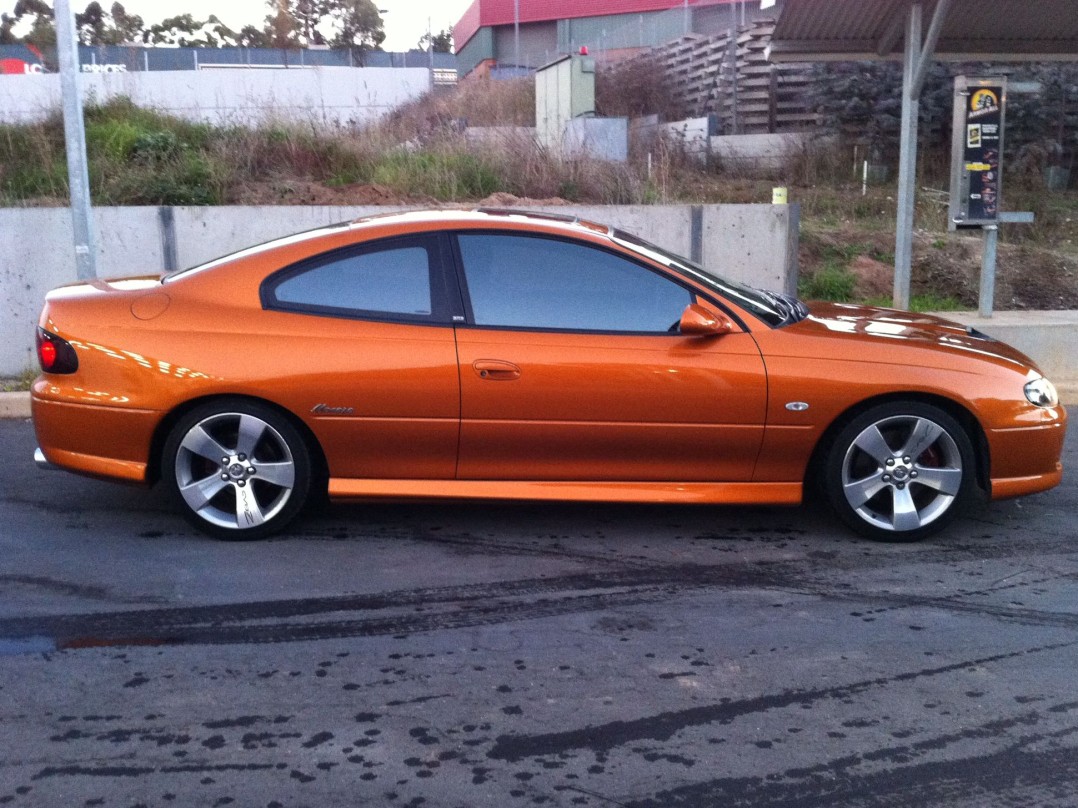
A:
[826,403,976,541]
[163,400,311,539]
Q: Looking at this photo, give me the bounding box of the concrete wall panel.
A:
[702,204,793,292]
[170,206,400,269]
[0,67,430,127]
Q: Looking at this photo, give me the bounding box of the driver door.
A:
[452,232,768,482]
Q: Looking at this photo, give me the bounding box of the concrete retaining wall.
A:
[931,310,1078,382]
[0,203,798,376]
[710,132,822,174]
[0,67,431,127]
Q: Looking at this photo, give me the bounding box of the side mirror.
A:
[679,303,733,337]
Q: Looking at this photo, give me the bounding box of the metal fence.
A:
[0,44,457,76]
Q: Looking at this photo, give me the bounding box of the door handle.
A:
[473,359,521,380]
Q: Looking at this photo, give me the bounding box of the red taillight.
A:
[39,339,57,371]
[36,328,78,374]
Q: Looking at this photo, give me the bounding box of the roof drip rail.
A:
[475,207,579,223]
[473,208,613,235]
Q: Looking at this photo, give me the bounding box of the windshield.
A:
[610,229,807,328]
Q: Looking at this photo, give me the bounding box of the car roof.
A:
[349,207,613,237]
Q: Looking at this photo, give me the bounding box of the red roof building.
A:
[454,0,783,77]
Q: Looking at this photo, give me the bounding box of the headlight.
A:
[1024,377,1059,408]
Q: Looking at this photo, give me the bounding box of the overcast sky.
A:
[78,0,474,52]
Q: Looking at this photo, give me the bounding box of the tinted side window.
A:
[457,234,692,332]
[266,238,441,322]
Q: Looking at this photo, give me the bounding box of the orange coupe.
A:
[32,209,1066,541]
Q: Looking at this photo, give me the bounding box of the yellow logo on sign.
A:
[970,89,999,113]
[965,162,992,171]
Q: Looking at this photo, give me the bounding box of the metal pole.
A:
[428,16,434,88]
[54,0,97,280]
[514,0,520,67]
[892,3,922,310]
[978,225,998,317]
[684,0,690,35]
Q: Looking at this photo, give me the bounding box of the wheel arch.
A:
[146,394,329,491]
[803,392,991,498]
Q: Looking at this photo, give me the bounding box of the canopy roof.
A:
[769,0,1078,62]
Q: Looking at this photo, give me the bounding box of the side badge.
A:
[311,403,355,416]
[785,402,810,412]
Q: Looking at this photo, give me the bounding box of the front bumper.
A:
[987,408,1068,500]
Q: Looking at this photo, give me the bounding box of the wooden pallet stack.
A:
[623,20,816,135]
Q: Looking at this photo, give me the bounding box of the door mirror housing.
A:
[679,303,734,337]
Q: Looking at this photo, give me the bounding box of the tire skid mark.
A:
[0,563,788,642]
[802,585,1078,631]
[624,740,1078,808]
[403,528,658,570]
[4,551,1078,651]
[838,571,1064,621]
[778,702,1078,780]
[486,641,1076,761]
[32,762,278,782]
[46,588,680,650]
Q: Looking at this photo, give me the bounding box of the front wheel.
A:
[162,399,311,540]
[824,402,977,542]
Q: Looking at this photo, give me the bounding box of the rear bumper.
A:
[32,395,159,483]
[34,447,58,470]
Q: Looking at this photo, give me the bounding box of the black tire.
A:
[162,398,311,540]
[824,401,977,542]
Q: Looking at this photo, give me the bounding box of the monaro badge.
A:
[311,403,355,416]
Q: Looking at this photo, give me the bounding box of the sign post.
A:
[948,76,1034,317]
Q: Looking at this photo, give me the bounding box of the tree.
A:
[293,0,329,46]
[146,13,231,47]
[419,28,452,54]
[327,0,384,63]
[109,2,145,44]
[75,1,106,45]
[235,23,271,48]
[0,12,19,44]
[73,1,145,45]
[263,0,298,49]
[12,0,55,54]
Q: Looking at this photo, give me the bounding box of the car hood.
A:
[795,302,1040,373]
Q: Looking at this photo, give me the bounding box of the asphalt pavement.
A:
[1,413,1076,807]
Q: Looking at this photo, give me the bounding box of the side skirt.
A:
[328,479,802,505]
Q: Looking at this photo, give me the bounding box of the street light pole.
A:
[54,0,97,280]
[428,16,434,88]
[514,0,520,68]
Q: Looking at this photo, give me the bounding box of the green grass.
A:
[861,293,965,312]
[799,262,856,302]
[372,151,503,201]
[0,368,37,392]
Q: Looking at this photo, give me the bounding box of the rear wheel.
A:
[825,402,976,542]
[162,399,311,540]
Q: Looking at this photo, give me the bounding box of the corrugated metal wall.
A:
[493,22,558,69]
[457,27,496,75]
[556,9,687,53]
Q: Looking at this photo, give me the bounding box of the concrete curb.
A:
[0,392,31,419]
[3,385,1076,421]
